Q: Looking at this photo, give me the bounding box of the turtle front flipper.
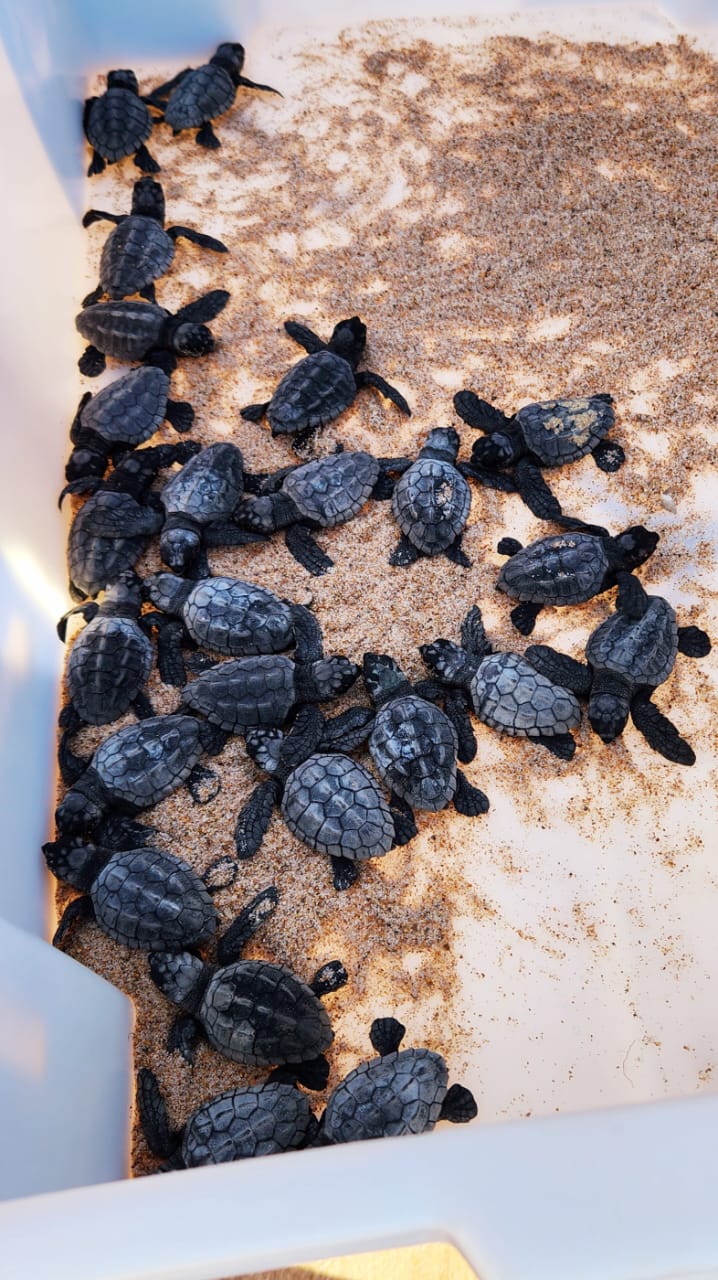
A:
[444,535,472,568]
[439,1082,477,1124]
[630,692,695,765]
[145,67,192,104]
[458,460,517,493]
[525,645,593,697]
[216,885,279,965]
[82,208,124,228]
[240,401,270,423]
[453,390,511,434]
[81,284,104,308]
[678,625,711,658]
[512,457,563,522]
[78,345,106,377]
[144,348,176,375]
[167,225,228,253]
[144,614,188,687]
[310,960,348,997]
[292,1055,330,1091]
[164,399,195,432]
[285,523,333,575]
[453,770,489,817]
[53,894,95,949]
[318,707,375,753]
[509,601,543,635]
[370,1017,406,1055]
[389,791,417,846]
[187,763,221,804]
[167,1013,204,1064]
[371,456,412,500]
[137,1068,183,1162]
[284,320,326,354]
[237,74,282,96]
[444,689,477,764]
[175,289,230,324]
[355,369,411,416]
[234,780,280,859]
[389,532,420,568]
[592,439,625,473]
[497,536,523,557]
[615,571,650,620]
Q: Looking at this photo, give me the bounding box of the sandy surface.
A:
[60,22,718,1181]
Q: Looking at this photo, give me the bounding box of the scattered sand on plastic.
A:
[61,23,718,1181]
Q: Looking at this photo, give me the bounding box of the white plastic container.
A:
[1,3,717,1276]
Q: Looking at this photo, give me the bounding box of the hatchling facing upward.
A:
[232,448,411,576]
[138,1071,316,1171]
[146,42,280,150]
[526,573,711,766]
[455,391,624,521]
[81,177,228,306]
[158,442,264,577]
[148,884,347,1086]
[61,367,194,500]
[240,316,411,451]
[497,519,660,635]
[420,605,582,760]
[362,652,490,820]
[319,1018,477,1145]
[390,428,472,568]
[83,69,159,177]
[76,288,229,378]
[43,835,237,952]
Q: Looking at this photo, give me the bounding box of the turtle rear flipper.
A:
[196,122,221,149]
[137,1068,183,1161]
[187,763,221,805]
[678,625,711,658]
[454,390,511,433]
[79,345,106,377]
[355,369,411,416]
[453,770,489,817]
[497,536,523,557]
[389,532,420,568]
[310,960,348,997]
[439,1082,477,1123]
[389,791,417,846]
[512,457,563,522]
[167,1013,204,1064]
[444,535,472,568]
[630,693,695,765]
[175,289,229,324]
[53,894,95,949]
[216,886,279,965]
[592,439,625,472]
[331,855,359,891]
[240,401,270,423]
[510,601,543,635]
[285,523,333,576]
[536,733,576,760]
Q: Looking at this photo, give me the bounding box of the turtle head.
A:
[308,657,360,701]
[143,571,192,615]
[172,323,215,357]
[131,177,165,223]
[615,525,660,571]
[362,653,410,706]
[107,69,139,94]
[64,443,107,484]
[43,838,108,891]
[421,428,460,464]
[149,951,208,1011]
[234,495,278,533]
[471,431,518,467]
[160,526,201,572]
[588,690,630,744]
[328,317,367,368]
[102,569,143,616]
[211,42,246,79]
[419,638,473,685]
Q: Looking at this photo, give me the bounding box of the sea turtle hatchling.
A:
[420,605,582,760]
[137,1071,315,1171]
[455,391,624,521]
[240,316,410,451]
[146,42,280,151]
[61,367,194,500]
[496,519,660,635]
[390,428,472,567]
[76,288,230,378]
[157,441,264,577]
[148,884,347,1085]
[83,69,159,177]
[231,448,411,575]
[319,1018,477,1144]
[525,573,711,765]
[81,177,228,306]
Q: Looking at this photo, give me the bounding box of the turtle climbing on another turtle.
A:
[319,1018,477,1144]
[157,442,264,578]
[455,391,624,521]
[137,1070,316,1171]
[240,316,410,452]
[420,605,582,760]
[525,573,711,765]
[496,519,660,635]
[76,288,230,378]
[390,428,472,567]
[83,69,159,177]
[148,884,346,1085]
[81,177,228,306]
[146,42,280,151]
[61,367,194,500]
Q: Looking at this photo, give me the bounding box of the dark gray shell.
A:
[164,64,236,131]
[85,89,152,162]
[391,458,471,554]
[469,652,581,737]
[99,216,175,298]
[161,443,244,524]
[182,655,296,730]
[281,754,394,860]
[587,596,678,689]
[182,578,294,656]
[283,451,380,528]
[181,1083,313,1167]
[91,714,204,808]
[517,396,614,467]
[68,615,152,724]
[200,960,333,1064]
[81,367,171,446]
[323,1048,448,1143]
[267,350,357,436]
[497,533,611,605]
[91,847,217,950]
[68,492,162,597]
[76,301,168,360]
[369,695,458,810]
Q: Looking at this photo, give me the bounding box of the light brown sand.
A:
[61,23,718,1181]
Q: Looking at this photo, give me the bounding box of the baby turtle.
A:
[76,288,229,378]
[233,449,411,576]
[148,884,346,1084]
[240,316,410,451]
[497,520,660,635]
[138,1071,315,1170]
[147,42,280,150]
[55,713,225,836]
[83,69,159,177]
[61,367,194,500]
[143,572,295,687]
[43,835,237,952]
[420,605,582,760]
[82,177,228,306]
[66,440,198,600]
[181,605,359,733]
[320,1018,477,1144]
[456,391,624,520]
[390,428,472,567]
[362,652,489,820]
[158,442,263,577]
[526,573,711,765]
[235,705,415,892]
